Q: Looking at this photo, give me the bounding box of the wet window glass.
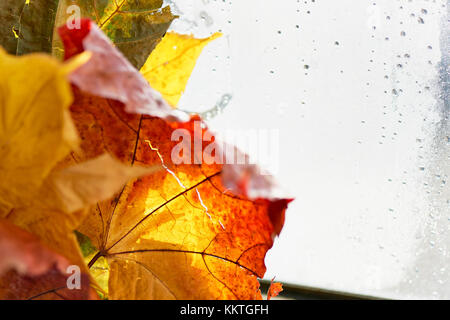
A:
[168,0,450,299]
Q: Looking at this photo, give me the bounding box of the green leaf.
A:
[0,0,59,55]
[53,0,176,69]
[75,231,110,298]
[75,230,97,257]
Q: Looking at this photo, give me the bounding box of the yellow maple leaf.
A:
[140,32,222,107]
[0,48,159,299]
[0,47,85,214]
[6,154,157,276]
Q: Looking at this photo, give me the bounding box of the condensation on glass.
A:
[166,0,450,299]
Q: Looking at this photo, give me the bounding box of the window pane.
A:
[168,0,449,299]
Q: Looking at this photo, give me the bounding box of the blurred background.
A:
[165,0,449,299]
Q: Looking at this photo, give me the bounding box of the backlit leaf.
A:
[61,21,291,301]
[140,32,222,107]
[73,102,289,300]
[53,0,176,69]
[267,278,283,300]
[58,19,187,121]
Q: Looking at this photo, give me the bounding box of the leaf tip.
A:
[267,278,283,300]
[62,51,92,75]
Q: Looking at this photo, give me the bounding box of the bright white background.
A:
[166,0,449,299]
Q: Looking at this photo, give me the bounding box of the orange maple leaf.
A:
[267,278,283,300]
[59,20,292,300]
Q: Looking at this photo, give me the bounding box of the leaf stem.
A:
[88,251,104,268]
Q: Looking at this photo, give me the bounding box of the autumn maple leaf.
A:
[0,0,292,299]
[140,32,223,107]
[52,0,176,68]
[0,1,174,68]
[267,278,283,300]
[59,20,292,300]
[0,46,159,299]
[0,219,95,300]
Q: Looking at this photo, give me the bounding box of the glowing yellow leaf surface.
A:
[0,48,79,214]
[140,32,221,107]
